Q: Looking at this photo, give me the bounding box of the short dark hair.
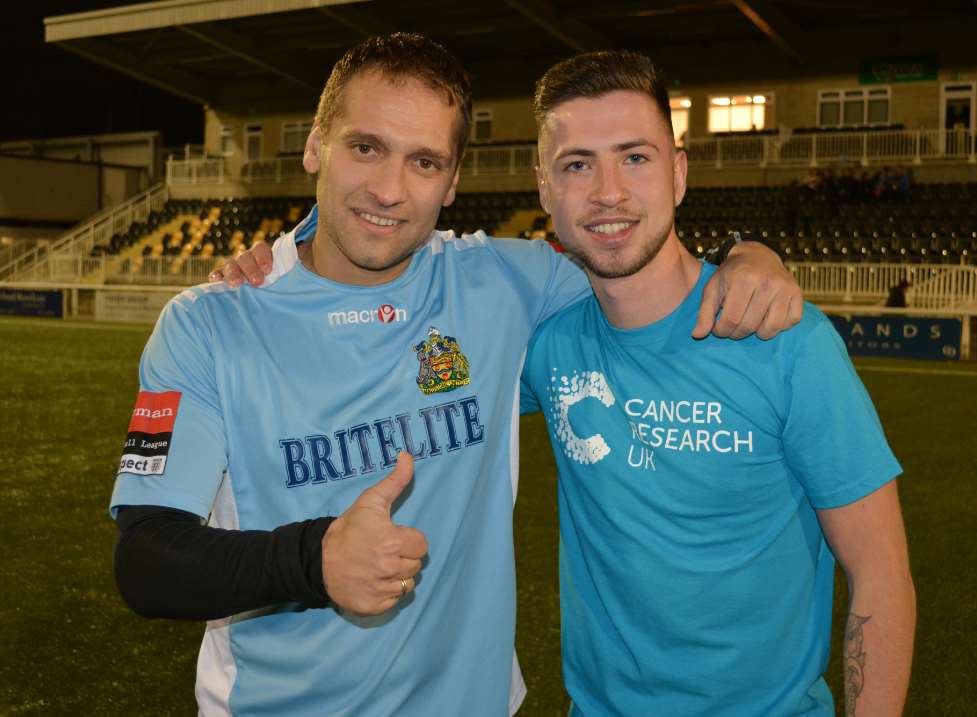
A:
[533,50,673,140]
[315,33,473,163]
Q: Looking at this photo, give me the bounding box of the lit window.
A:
[818,87,890,127]
[707,94,771,133]
[669,97,691,146]
[281,121,313,154]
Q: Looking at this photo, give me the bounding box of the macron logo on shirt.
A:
[328,303,408,326]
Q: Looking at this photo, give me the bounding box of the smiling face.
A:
[304,69,462,285]
[536,89,687,280]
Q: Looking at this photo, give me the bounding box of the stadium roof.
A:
[44,0,977,113]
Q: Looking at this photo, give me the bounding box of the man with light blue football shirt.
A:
[111,35,805,716]
[521,51,915,716]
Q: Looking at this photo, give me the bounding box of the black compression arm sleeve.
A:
[114,505,335,620]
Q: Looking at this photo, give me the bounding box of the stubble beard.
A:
[320,202,427,276]
[331,229,419,274]
[568,215,674,280]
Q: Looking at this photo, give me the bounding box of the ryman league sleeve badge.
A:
[414,326,471,395]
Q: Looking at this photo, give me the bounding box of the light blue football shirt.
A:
[522,262,901,717]
[111,208,590,717]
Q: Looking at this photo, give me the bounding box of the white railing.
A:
[11,254,225,286]
[685,128,977,168]
[909,263,977,309]
[167,146,540,186]
[103,256,223,286]
[0,239,45,278]
[12,249,977,309]
[166,158,227,185]
[165,130,975,187]
[0,239,34,263]
[788,262,977,307]
[1,183,169,281]
[240,157,309,184]
[461,145,538,176]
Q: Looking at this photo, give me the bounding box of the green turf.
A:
[1,317,974,715]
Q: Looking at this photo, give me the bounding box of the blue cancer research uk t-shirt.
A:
[110,208,590,717]
[521,262,901,717]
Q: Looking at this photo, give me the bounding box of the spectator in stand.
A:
[875,166,893,200]
[838,167,858,204]
[886,279,911,307]
[785,180,800,232]
[892,165,912,202]
[801,168,821,193]
[820,167,839,213]
[858,170,875,201]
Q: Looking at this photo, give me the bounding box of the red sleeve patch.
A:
[119,391,182,477]
[127,391,182,433]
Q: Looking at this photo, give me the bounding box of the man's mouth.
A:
[582,218,640,241]
[354,209,405,227]
[587,221,637,235]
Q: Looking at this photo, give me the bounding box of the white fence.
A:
[0,183,169,282]
[10,252,977,313]
[165,156,313,185]
[166,145,540,186]
[165,129,975,187]
[11,254,223,286]
[0,239,46,277]
[788,262,977,308]
[102,256,222,286]
[166,158,227,185]
[460,145,538,176]
[685,128,976,168]
[240,157,310,183]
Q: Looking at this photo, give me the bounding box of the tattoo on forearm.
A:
[844,613,871,717]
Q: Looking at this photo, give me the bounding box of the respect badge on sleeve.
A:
[118,391,182,476]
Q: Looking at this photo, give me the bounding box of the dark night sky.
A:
[2,2,202,148]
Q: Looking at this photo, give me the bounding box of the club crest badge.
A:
[414,326,471,395]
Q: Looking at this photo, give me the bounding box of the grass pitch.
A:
[1,317,974,716]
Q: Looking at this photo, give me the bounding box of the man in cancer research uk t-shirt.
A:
[520,50,914,716]
[522,263,901,716]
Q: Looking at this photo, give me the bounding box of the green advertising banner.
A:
[859,55,939,84]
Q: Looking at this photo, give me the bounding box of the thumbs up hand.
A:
[321,453,429,615]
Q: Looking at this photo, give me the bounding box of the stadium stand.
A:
[80,182,977,283]
[436,191,540,236]
[91,197,309,258]
[11,177,973,288]
[676,181,977,264]
[87,192,541,263]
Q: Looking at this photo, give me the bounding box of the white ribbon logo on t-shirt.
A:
[547,369,615,465]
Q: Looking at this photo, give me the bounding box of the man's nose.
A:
[589,161,629,207]
[366,160,408,207]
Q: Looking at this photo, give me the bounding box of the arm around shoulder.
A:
[694,240,803,340]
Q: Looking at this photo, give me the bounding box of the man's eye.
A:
[563,160,587,172]
[355,144,373,155]
[417,158,439,171]
[625,153,647,164]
